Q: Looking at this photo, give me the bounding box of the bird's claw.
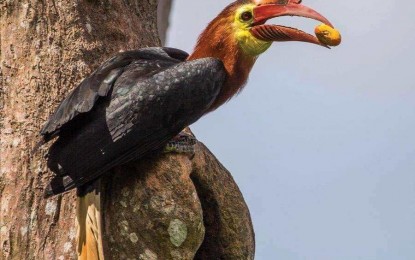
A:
[163,132,197,156]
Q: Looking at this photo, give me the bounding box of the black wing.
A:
[39,47,189,141]
[45,57,226,197]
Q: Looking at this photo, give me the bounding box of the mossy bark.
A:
[96,140,255,259]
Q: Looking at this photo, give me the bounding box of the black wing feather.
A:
[40,47,189,139]
[44,57,226,197]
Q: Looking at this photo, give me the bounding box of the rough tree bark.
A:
[0,0,255,259]
[157,0,172,46]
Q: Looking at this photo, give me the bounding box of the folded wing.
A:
[41,48,226,197]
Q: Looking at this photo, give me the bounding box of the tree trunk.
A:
[157,0,172,46]
[0,1,255,259]
[1,1,159,258]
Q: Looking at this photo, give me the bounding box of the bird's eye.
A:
[240,11,253,22]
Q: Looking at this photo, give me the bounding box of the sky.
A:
[166,1,415,259]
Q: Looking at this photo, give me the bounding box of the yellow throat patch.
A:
[234,4,272,57]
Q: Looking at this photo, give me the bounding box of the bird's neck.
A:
[188,20,257,111]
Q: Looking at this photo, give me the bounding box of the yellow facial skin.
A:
[234,5,272,57]
[315,24,342,46]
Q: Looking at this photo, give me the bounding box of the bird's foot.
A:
[163,132,197,155]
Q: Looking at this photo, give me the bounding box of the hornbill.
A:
[37,0,336,197]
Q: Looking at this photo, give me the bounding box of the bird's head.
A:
[233,0,333,56]
[190,0,334,59]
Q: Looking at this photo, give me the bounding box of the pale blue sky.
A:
[167,1,415,259]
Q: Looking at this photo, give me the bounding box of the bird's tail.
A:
[77,181,104,260]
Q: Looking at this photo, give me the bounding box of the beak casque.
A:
[250,0,334,47]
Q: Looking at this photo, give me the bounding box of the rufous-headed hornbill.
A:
[37,0,337,197]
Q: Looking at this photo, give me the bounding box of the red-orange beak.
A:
[251,0,334,48]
